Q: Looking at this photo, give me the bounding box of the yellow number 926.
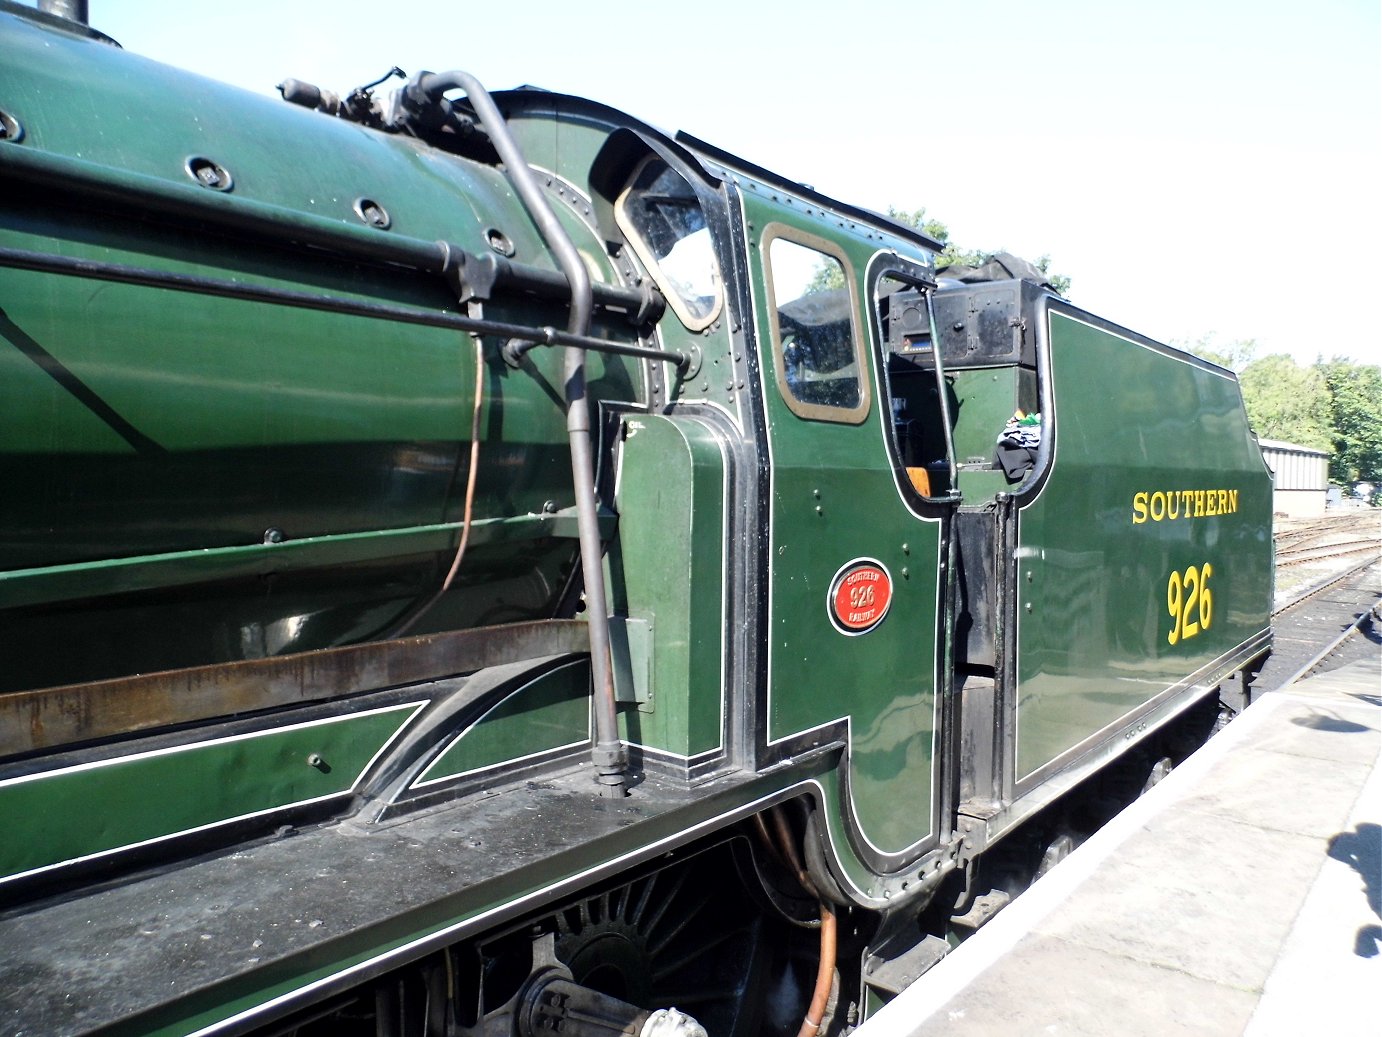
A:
[1167,563,1213,646]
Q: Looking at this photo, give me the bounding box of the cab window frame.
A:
[867,256,958,501]
[614,154,725,333]
[761,222,871,425]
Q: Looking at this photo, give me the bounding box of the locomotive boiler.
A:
[0,3,1274,1034]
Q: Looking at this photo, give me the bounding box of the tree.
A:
[885,206,953,250]
[1032,256,1072,297]
[1183,340,1382,491]
[1318,358,1382,486]
[1180,334,1259,373]
[1235,354,1332,449]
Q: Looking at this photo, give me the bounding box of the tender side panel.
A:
[1014,310,1273,784]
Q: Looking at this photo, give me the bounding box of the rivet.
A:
[353,197,391,230]
[185,156,233,192]
[0,109,23,142]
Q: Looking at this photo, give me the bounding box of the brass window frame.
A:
[614,155,724,333]
[761,221,871,424]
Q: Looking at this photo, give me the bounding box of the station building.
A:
[1258,438,1330,517]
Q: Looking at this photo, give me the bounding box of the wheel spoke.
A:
[640,869,689,940]
[629,874,657,926]
[646,889,713,957]
[650,925,742,979]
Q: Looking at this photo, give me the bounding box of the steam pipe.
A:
[412,70,627,797]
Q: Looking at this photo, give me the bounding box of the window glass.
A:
[767,235,865,419]
[616,158,722,329]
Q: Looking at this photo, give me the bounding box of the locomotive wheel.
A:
[254,838,808,1037]
[549,842,778,1036]
[453,838,793,1037]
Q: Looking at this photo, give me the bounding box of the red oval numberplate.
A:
[828,560,893,635]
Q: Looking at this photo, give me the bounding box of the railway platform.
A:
[860,651,1381,1036]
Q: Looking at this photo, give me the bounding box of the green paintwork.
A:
[0,13,641,690]
[743,188,944,856]
[948,365,1041,504]
[1,19,544,262]
[955,468,1012,505]
[608,415,727,758]
[950,367,1021,465]
[0,512,608,611]
[416,661,591,784]
[1013,311,1273,780]
[0,701,421,881]
[610,616,653,707]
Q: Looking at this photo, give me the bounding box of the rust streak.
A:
[0,620,590,759]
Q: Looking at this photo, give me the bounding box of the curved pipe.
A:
[414,71,626,796]
[769,806,821,900]
[503,333,691,374]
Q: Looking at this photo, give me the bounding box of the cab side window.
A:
[763,226,869,423]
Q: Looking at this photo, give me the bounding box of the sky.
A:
[80,0,1382,367]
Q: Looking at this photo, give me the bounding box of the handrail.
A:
[0,246,690,372]
[409,70,629,797]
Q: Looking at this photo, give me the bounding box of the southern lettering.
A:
[1132,489,1240,524]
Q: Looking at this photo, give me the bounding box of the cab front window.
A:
[615,157,723,330]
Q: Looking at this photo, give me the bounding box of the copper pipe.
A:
[752,812,785,866]
[438,335,486,596]
[769,806,820,900]
[389,334,485,637]
[797,902,837,1037]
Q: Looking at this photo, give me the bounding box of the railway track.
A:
[1256,529,1381,693]
[1273,520,1339,549]
[1277,537,1382,568]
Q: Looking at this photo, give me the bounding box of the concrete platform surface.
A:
[861,653,1382,1036]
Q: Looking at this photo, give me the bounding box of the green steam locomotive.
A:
[0,3,1273,1034]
